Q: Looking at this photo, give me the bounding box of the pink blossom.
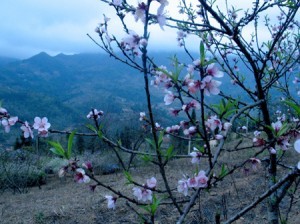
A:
[277,137,290,150]
[253,137,265,147]
[20,121,34,139]
[183,126,197,136]
[180,120,189,129]
[169,108,181,116]
[293,77,300,84]
[132,187,152,202]
[189,100,201,110]
[272,120,282,133]
[105,195,117,209]
[205,115,222,132]
[187,171,208,188]
[134,2,147,23]
[1,116,18,133]
[190,147,202,164]
[121,30,142,54]
[187,64,195,74]
[188,80,201,93]
[74,168,90,184]
[206,64,223,78]
[87,109,104,120]
[139,38,148,47]
[187,176,198,188]
[0,107,8,116]
[164,90,175,105]
[269,147,277,154]
[193,59,201,67]
[177,179,188,196]
[165,125,180,134]
[223,122,232,131]
[196,170,208,188]
[156,5,166,30]
[254,130,261,136]
[215,134,223,140]
[82,161,93,172]
[294,139,300,153]
[146,177,157,189]
[112,0,123,7]
[139,112,146,121]
[249,158,261,171]
[33,117,51,137]
[58,167,67,178]
[201,76,221,96]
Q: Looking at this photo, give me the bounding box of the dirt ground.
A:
[1,155,300,224]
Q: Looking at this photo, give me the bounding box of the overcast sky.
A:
[0,0,109,59]
[0,0,181,59]
[0,1,293,59]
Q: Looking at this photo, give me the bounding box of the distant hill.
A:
[0,56,19,66]
[0,52,171,136]
[0,51,291,145]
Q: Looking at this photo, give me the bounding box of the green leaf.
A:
[218,164,228,179]
[150,194,160,215]
[145,138,156,149]
[97,129,103,139]
[277,122,289,137]
[141,154,152,163]
[48,141,65,157]
[49,147,65,157]
[200,41,205,66]
[66,131,76,159]
[165,145,175,160]
[283,100,300,116]
[86,124,96,132]
[123,171,133,184]
[157,131,164,148]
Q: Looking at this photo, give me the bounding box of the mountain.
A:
[0,56,19,66]
[0,52,168,137]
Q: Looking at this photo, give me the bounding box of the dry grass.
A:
[1,138,300,223]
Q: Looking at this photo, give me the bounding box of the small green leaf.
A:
[49,147,65,157]
[165,145,175,160]
[158,131,164,148]
[218,164,228,179]
[200,41,205,66]
[277,123,289,137]
[124,171,133,184]
[145,138,156,149]
[284,100,300,116]
[66,131,76,159]
[48,141,65,156]
[86,124,96,132]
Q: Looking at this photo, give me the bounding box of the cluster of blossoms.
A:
[120,31,148,56]
[243,158,262,175]
[134,0,168,29]
[87,108,104,120]
[189,147,202,164]
[0,107,51,138]
[177,171,208,196]
[186,63,223,96]
[95,15,111,44]
[151,62,224,121]
[133,177,157,202]
[59,160,92,184]
[105,177,157,209]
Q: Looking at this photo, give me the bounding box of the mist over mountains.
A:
[0,52,158,130]
[0,51,289,142]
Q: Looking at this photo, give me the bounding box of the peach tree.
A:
[1,0,300,223]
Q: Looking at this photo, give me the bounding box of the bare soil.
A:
[1,154,300,224]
